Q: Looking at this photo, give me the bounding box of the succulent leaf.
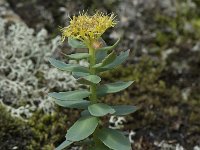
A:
[68,37,87,48]
[97,81,134,96]
[66,116,99,141]
[65,53,89,60]
[53,99,90,109]
[97,50,130,72]
[96,38,120,52]
[49,58,89,73]
[97,128,131,150]
[112,105,138,116]
[93,51,117,68]
[48,90,90,100]
[55,140,73,150]
[88,103,115,117]
[77,75,101,84]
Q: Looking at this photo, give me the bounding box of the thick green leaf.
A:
[93,51,117,68]
[54,99,90,109]
[95,38,108,63]
[88,103,115,117]
[66,116,99,141]
[48,90,90,100]
[55,140,73,150]
[72,72,90,79]
[96,39,120,52]
[96,50,107,64]
[97,128,131,150]
[65,53,89,60]
[81,110,91,116]
[103,50,130,68]
[97,50,130,72]
[97,81,134,96]
[68,37,86,48]
[77,75,101,84]
[49,58,88,73]
[95,39,119,63]
[112,105,137,116]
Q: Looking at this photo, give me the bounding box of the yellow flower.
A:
[61,11,116,43]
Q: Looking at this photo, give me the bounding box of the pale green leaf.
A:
[97,81,134,96]
[88,103,115,117]
[54,99,90,109]
[81,110,90,117]
[66,116,99,141]
[77,75,101,84]
[48,90,90,100]
[65,53,89,60]
[97,128,131,150]
[97,50,130,72]
[95,38,107,63]
[112,105,137,116]
[95,39,120,63]
[68,37,86,48]
[96,50,107,64]
[72,72,90,79]
[93,51,117,68]
[55,140,73,150]
[96,39,120,52]
[49,58,88,73]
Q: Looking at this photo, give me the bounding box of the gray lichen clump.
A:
[0,18,79,118]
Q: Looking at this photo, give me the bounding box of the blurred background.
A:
[0,0,200,149]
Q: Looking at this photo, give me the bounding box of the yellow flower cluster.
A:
[61,12,116,43]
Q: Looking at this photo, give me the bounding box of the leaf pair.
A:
[48,81,134,109]
[56,116,131,150]
[49,81,133,100]
[57,116,132,150]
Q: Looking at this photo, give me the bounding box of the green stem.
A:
[93,125,101,147]
[87,42,101,148]
[88,43,97,104]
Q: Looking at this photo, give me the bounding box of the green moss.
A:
[189,106,200,124]
[191,19,200,36]
[0,104,79,149]
[163,106,179,117]
[27,108,72,149]
[0,105,34,150]
[155,31,177,46]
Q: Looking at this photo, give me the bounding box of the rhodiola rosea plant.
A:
[48,12,137,150]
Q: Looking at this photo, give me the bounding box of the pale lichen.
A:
[0,18,79,118]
